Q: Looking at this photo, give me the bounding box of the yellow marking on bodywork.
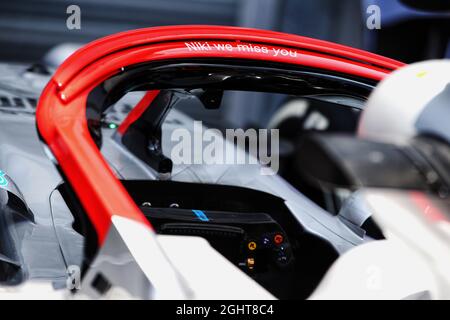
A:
[416,71,428,78]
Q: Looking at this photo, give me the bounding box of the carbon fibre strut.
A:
[119,90,175,179]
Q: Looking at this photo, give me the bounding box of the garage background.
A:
[0,0,365,63]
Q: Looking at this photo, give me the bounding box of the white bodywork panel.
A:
[78,216,273,300]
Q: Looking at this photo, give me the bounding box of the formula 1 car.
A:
[0,25,446,299]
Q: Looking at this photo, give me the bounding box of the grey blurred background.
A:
[0,0,364,63]
[1,0,449,63]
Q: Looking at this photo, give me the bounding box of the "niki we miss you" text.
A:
[185,41,298,58]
